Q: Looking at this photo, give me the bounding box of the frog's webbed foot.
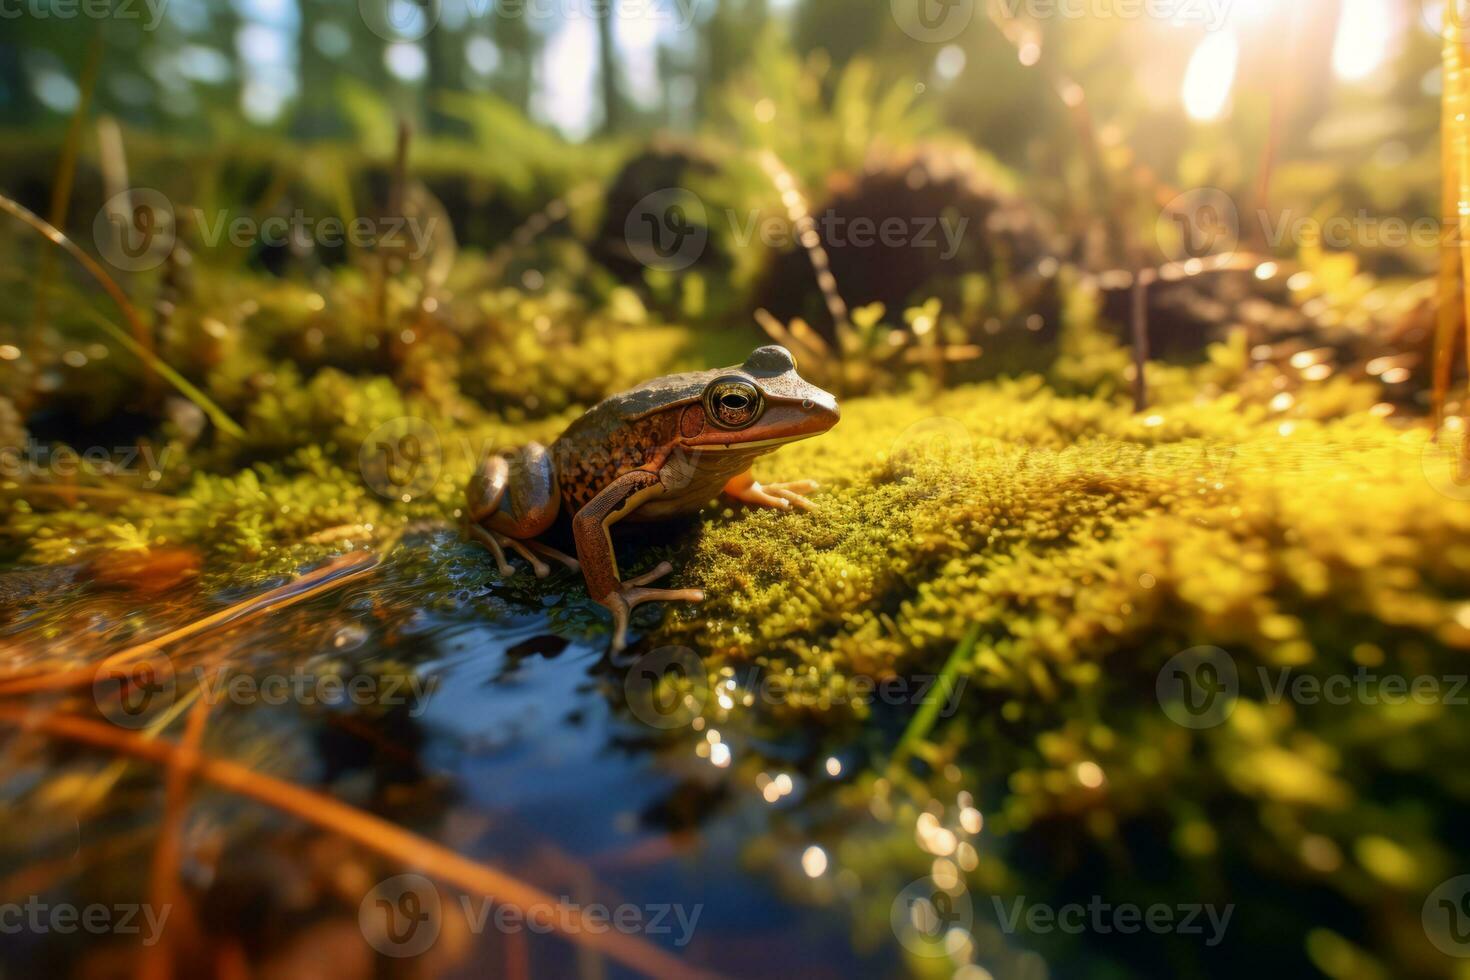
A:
[723,471,820,512]
[596,562,704,653]
[468,525,556,579]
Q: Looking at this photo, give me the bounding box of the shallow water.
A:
[0,528,1430,979]
[0,539,897,978]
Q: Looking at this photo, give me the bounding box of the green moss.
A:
[635,334,1468,977]
[3,230,1467,975]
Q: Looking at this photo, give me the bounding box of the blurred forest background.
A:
[0,0,1442,276]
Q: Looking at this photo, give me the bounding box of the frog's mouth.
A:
[695,433,812,452]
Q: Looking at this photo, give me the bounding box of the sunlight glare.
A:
[1182,31,1239,121]
[1332,0,1396,81]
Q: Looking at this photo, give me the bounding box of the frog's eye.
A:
[704,378,763,430]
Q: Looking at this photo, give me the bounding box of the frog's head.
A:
[680,346,840,451]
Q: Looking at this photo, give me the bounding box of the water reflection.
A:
[0,536,888,978]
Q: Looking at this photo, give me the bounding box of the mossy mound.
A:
[639,339,1468,978]
[663,376,1462,681]
[2,226,1464,976]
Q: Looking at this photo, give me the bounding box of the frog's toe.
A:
[766,482,818,511]
[500,537,551,578]
[467,525,516,577]
[526,539,580,573]
[469,525,559,578]
[598,566,704,652]
[724,479,789,510]
[727,477,820,512]
[625,561,674,587]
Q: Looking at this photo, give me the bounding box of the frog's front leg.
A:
[466,444,579,578]
[572,470,704,652]
[723,470,820,511]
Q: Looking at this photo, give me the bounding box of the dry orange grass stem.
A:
[0,707,718,980]
[139,694,211,980]
[0,551,381,697]
[1437,5,1470,447]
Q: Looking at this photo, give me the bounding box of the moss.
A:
[3,233,1466,975]
[632,334,1468,977]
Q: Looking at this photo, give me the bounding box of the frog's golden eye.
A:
[704,378,763,430]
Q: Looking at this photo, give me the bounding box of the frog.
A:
[466,345,840,650]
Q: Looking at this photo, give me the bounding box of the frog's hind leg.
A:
[466,444,567,579]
